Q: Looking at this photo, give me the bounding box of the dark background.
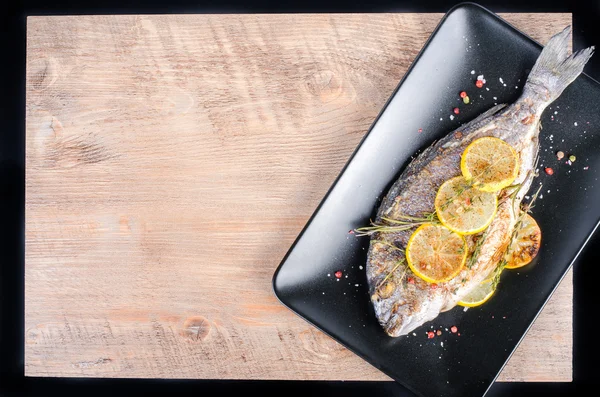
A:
[2,0,599,396]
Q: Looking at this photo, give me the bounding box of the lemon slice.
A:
[406,224,467,284]
[461,137,519,192]
[505,213,542,269]
[458,278,495,307]
[482,267,498,284]
[434,176,498,235]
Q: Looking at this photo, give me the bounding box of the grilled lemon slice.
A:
[435,176,497,235]
[406,223,467,284]
[461,137,519,192]
[505,213,541,269]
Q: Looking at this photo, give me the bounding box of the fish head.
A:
[370,275,446,337]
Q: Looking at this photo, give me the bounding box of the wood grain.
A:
[25,13,572,382]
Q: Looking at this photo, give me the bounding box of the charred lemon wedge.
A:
[406,224,467,284]
[505,213,541,269]
[461,137,519,192]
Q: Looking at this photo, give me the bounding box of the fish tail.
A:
[525,26,594,104]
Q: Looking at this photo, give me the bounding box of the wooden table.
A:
[25,13,572,382]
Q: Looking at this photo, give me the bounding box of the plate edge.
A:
[271,3,599,396]
[272,1,469,305]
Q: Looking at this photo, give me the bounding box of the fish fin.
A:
[526,26,594,103]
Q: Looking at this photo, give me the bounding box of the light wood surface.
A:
[25,13,572,382]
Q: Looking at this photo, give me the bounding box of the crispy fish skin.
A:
[366,27,594,337]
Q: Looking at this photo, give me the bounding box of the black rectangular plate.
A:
[273,3,600,397]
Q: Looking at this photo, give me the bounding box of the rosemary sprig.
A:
[492,259,509,290]
[383,213,437,223]
[466,229,488,269]
[369,239,408,294]
[354,212,437,237]
[439,181,472,210]
[376,258,406,291]
[491,183,543,289]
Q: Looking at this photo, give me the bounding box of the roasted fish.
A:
[366,27,594,337]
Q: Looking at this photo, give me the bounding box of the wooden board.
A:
[25,13,572,382]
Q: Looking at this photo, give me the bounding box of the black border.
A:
[2,1,599,396]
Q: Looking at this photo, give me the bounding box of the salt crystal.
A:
[554,111,558,115]
[499,77,504,84]
[471,70,475,74]
[463,307,469,312]
[477,74,484,80]
[450,115,455,121]
[327,274,330,277]
[440,117,443,121]
[441,342,444,347]
[413,332,417,336]
[493,97,497,100]
[354,284,359,287]
[486,87,490,91]
[574,122,578,126]
[359,265,363,270]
